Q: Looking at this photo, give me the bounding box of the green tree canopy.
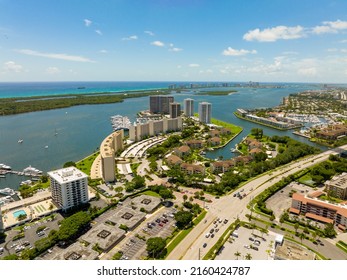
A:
[174,210,193,229]
[146,237,167,259]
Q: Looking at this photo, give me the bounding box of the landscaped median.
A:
[164,210,207,259]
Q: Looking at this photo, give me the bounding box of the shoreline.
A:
[0,88,171,116]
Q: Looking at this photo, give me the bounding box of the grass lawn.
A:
[297,174,316,187]
[76,152,99,175]
[140,190,161,198]
[211,118,243,135]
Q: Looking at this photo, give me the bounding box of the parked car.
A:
[203,243,207,248]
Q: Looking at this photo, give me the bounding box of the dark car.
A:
[203,243,207,248]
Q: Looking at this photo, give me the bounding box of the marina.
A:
[110,115,132,131]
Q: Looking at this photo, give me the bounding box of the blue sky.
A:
[2,0,347,83]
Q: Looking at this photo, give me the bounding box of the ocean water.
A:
[0,82,326,189]
[0,81,174,98]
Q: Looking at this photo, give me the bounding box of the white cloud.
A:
[189,63,200,68]
[151,41,165,47]
[312,19,347,34]
[84,19,92,27]
[3,61,24,72]
[312,20,347,34]
[298,67,317,77]
[222,47,257,56]
[122,35,138,41]
[16,49,95,62]
[243,25,305,42]
[144,30,155,36]
[46,67,60,74]
[340,39,347,43]
[95,30,102,36]
[169,47,183,52]
[99,49,108,53]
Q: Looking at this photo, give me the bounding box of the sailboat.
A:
[54,129,58,136]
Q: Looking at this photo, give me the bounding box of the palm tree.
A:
[245,253,252,260]
[294,222,299,234]
[234,251,241,260]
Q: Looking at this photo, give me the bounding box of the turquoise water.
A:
[13,209,26,218]
[0,82,327,189]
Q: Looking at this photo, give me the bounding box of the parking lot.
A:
[0,213,63,258]
[115,209,177,260]
[215,226,278,260]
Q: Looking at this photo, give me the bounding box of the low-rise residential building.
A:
[166,154,183,166]
[210,160,235,173]
[208,136,221,146]
[220,127,231,135]
[186,139,204,149]
[174,145,191,157]
[316,124,347,140]
[209,129,220,137]
[290,193,347,230]
[233,155,253,165]
[325,173,347,200]
[180,163,205,175]
[249,147,263,156]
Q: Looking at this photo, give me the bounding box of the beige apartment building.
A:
[100,130,124,182]
[325,172,347,200]
[290,193,347,230]
[129,117,182,142]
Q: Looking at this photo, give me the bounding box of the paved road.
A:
[167,145,347,260]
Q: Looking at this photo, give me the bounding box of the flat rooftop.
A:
[52,242,99,260]
[48,166,88,184]
[81,223,125,252]
[122,195,161,213]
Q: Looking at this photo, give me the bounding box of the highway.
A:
[167,145,347,260]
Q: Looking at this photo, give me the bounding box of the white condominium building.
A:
[184,98,194,117]
[198,102,212,124]
[48,167,89,211]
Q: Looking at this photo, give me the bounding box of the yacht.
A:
[0,164,11,170]
[18,139,24,143]
[23,165,42,176]
[110,115,131,131]
[0,187,15,196]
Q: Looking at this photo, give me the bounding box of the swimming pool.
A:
[13,209,27,218]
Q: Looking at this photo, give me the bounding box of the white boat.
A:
[0,187,16,196]
[20,180,32,186]
[18,139,23,143]
[45,145,48,149]
[23,165,42,175]
[0,164,11,170]
[110,115,131,131]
